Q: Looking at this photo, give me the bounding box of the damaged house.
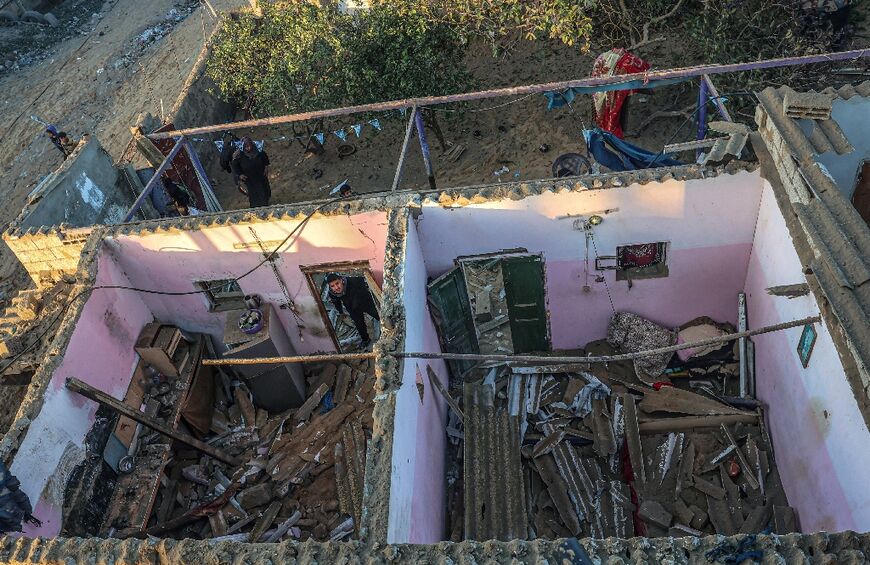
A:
[0,82,867,562]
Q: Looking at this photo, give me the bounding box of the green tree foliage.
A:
[374,0,595,49]
[207,3,472,116]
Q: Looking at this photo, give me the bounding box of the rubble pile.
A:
[105,353,375,543]
[445,313,796,541]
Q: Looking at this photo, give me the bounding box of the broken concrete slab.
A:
[237,483,273,510]
[638,500,672,529]
[692,474,725,500]
[773,505,797,534]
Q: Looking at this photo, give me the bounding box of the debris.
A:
[773,505,796,534]
[237,484,272,510]
[295,383,329,423]
[249,501,281,542]
[427,365,463,421]
[783,89,833,120]
[765,283,810,298]
[692,474,725,500]
[638,500,672,528]
[640,386,752,417]
[623,394,645,485]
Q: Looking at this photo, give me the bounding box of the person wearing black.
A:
[326,273,380,349]
[231,136,271,208]
[219,131,238,173]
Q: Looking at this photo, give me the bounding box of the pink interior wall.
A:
[387,219,450,543]
[417,171,765,349]
[107,212,389,354]
[12,248,153,537]
[745,181,870,532]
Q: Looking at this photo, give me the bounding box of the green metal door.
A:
[503,255,550,353]
[427,268,480,378]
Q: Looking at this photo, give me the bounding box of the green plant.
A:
[374,0,596,50]
[207,3,472,116]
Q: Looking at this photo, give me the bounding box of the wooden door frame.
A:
[300,260,382,352]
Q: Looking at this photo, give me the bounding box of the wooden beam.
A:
[638,414,759,434]
[65,377,241,466]
[426,365,463,422]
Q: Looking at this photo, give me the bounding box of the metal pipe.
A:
[123,136,185,222]
[202,351,376,366]
[703,74,732,122]
[147,49,869,140]
[204,316,819,367]
[414,108,436,190]
[391,106,418,192]
[697,77,709,160]
[183,139,222,212]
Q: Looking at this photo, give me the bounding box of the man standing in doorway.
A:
[231,136,271,208]
[326,273,380,350]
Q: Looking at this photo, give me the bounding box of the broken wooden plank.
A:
[334,364,352,404]
[532,454,582,535]
[676,440,695,497]
[640,386,754,417]
[692,474,725,500]
[707,495,738,536]
[740,503,771,534]
[234,387,256,427]
[426,365,463,421]
[638,414,758,434]
[532,429,565,458]
[66,377,240,466]
[250,501,281,543]
[294,383,329,423]
[773,505,796,534]
[721,424,760,490]
[622,394,646,484]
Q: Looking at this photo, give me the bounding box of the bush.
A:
[207,3,472,116]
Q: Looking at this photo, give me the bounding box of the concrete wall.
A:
[17,138,132,231]
[107,212,389,354]
[417,170,765,349]
[12,249,153,537]
[808,98,870,201]
[387,218,450,544]
[744,181,870,533]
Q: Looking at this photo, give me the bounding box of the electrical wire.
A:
[0,197,343,378]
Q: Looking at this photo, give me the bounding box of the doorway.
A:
[301,261,382,352]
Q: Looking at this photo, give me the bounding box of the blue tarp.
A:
[583,128,683,171]
[543,77,689,110]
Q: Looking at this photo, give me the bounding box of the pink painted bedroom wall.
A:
[12,248,154,537]
[387,218,450,544]
[105,212,389,355]
[744,181,870,533]
[417,171,765,349]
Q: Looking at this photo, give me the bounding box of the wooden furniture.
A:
[102,334,205,534]
[134,322,184,377]
[222,304,306,412]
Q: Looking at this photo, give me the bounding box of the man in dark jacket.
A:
[0,462,41,534]
[326,273,380,349]
[231,136,271,208]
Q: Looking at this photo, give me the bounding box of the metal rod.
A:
[414,108,436,190]
[703,74,732,122]
[65,377,241,466]
[391,106,417,192]
[202,351,376,366]
[399,316,819,365]
[738,292,748,398]
[203,316,818,367]
[697,77,709,160]
[183,139,222,212]
[123,136,185,222]
[147,49,869,140]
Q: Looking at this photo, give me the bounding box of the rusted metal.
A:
[147,49,869,140]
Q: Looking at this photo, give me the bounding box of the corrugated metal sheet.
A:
[463,380,528,540]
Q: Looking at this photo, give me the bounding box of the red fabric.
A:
[151,123,207,209]
[591,49,650,138]
[620,437,646,536]
[652,382,674,391]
